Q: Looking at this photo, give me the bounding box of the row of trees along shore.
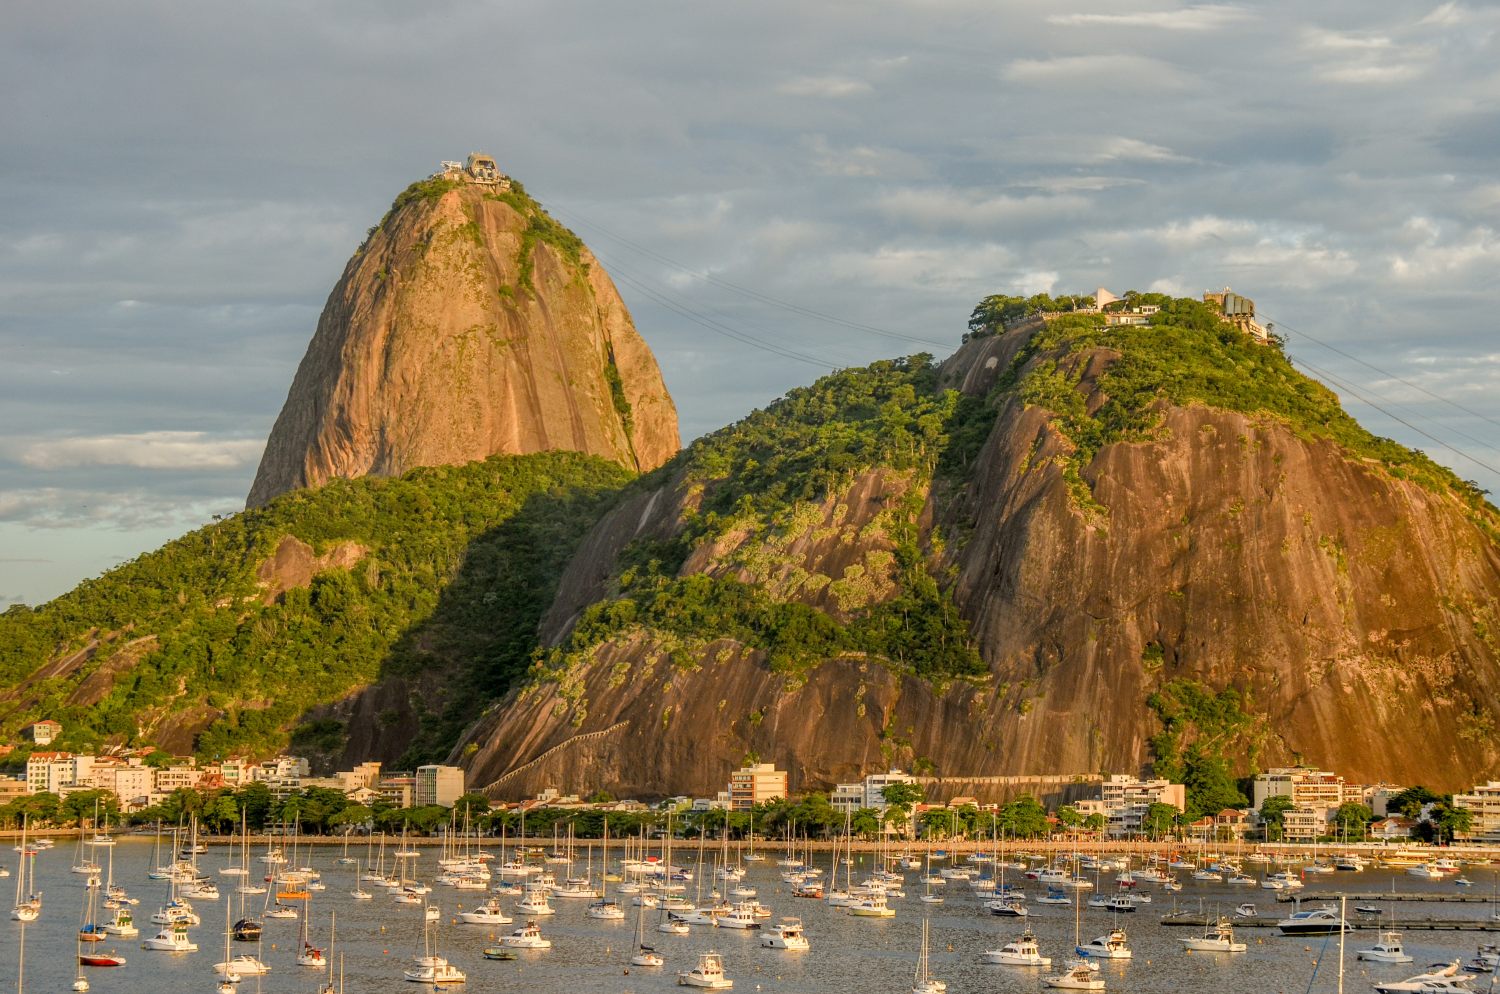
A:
[0,781,1475,845]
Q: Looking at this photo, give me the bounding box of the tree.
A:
[1142,802,1179,839]
[880,781,925,836]
[1259,795,1295,841]
[850,807,883,839]
[1083,812,1106,834]
[1181,747,1246,818]
[1388,786,1442,820]
[1434,804,1473,845]
[1333,802,1373,841]
[1056,805,1083,829]
[998,795,1049,839]
[452,792,492,823]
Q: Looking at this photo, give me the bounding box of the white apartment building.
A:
[25,752,75,793]
[1099,774,1186,837]
[831,770,916,814]
[1252,767,1347,817]
[1453,781,1500,843]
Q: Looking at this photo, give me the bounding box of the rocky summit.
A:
[246,161,679,508]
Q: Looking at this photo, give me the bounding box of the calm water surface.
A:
[6,839,1499,994]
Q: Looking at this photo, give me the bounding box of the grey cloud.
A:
[2,0,1498,603]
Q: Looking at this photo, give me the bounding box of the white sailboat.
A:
[912,916,947,994]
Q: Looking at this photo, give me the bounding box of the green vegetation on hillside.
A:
[544,356,987,683]
[486,180,587,293]
[976,293,1495,520]
[1147,678,1256,817]
[0,452,631,763]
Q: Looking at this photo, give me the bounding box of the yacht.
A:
[1357,930,1415,964]
[403,959,465,984]
[678,950,733,989]
[215,954,271,977]
[500,920,552,948]
[1276,906,1352,935]
[715,902,761,929]
[1076,929,1131,959]
[1042,958,1105,990]
[517,883,555,916]
[987,894,1030,916]
[457,898,512,925]
[102,907,137,937]
[983,927,1052,966]
[1086,894,1135,914]
[848,893,896,918]
[1372,963,1477,994]
[761,917,809,950]
[1179,917,1246,953]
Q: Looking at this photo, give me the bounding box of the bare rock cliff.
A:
[247,178,678,507]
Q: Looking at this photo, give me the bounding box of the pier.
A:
[1160,914,1500,931]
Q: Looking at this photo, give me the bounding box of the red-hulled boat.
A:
[79,952,127,967]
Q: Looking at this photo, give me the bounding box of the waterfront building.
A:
[25,751,75,793]
[1452,781,1500,843]
[831,769,916,815]
[1252,766,1347,819]
[728,763,787,810]
[1098,773,1186,838]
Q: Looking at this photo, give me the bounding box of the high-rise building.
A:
[728,763,787,811]
[415,765,465,808]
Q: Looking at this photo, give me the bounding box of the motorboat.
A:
[1357,930,1414,963]
[140,924,198,952]
[848,893,896,918]
[232,917,263,942]
[458,898,512,925]
[1042,958,1105,990]
[215,954,271,976]
[988,894,1030,916]
[1234,903,1259,918]
[1180,917,1246,953]
[761,917,809,950]
[1076,929,1131,959]
[1372,963,1477,994]
[678,950,733,988]
[500,920,551,948]
[983,927,1052,966]
[1086,894,1135,914]
[715,902,761,929]
[402,959,465,984]
[102,908,138,937]
[1276,906,1352,935]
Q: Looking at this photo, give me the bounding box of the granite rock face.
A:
[247,179,678,508]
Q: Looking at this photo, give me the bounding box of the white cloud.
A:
[875,187,1091,229]
[1003,54,1188,89]
[18,431,265,470]
[1093,137,1195,164]
[1048,5,1252,31]
[776,75,872,99]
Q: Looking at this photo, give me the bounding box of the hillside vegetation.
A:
[0,452,632,764]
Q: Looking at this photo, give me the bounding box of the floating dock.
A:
[1161,914,1500,931]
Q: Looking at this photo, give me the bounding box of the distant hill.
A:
[0,452,632,769]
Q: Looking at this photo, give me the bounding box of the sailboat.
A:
[587,820,626,919]
[11,815,41,921]
[630,895,664,967]
[403,910,466,984]
[215,894,270,976]
[1042,875,1105,990]
[296,895,327,967]
[912,915,947,994]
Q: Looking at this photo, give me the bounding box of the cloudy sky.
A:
[3,0,1499,605]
